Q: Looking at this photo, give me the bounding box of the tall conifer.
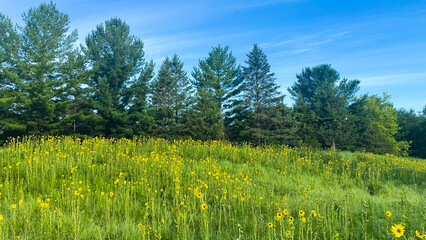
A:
[192,45,242,140]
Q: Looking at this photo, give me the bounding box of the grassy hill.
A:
[0,136,424,239]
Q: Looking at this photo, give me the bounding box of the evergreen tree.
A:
[190,90,222,141]
[242,44,282,110]
[0,13,23,142]
[125,61,155,136]
[233,44,296,145]
[150,54,193,139]
[18,2,78,135]
[289,64,359,149]
[192,45,242,140]
[83,17,146,137]
[51,50,102,136]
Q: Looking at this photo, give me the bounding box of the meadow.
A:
[0,136,424,239]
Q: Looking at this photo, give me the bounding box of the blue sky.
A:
[1,0,425,111]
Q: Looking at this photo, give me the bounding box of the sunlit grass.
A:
[0,136,424,239]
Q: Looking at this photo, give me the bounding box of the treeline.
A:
[1,3,425,158]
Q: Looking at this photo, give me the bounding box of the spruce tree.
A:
[192,45,242,140]
[234,44,296,145]
[150,54,192,139]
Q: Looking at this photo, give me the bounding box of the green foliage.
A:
[126,61,155,136]
[17,2,78,136]
[352,94,408,155]
[289,64,360,149]
[190,90,223,140]
[83,17,147,137]
[0,3,424,159]
[0,14,23,143]
[150,55,193,139]
[192,45,243,139]
[396,107,426,158]
[231,44,297,145]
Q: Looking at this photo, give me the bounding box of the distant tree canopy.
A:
[0,3,424,158]
[396,106,426,158]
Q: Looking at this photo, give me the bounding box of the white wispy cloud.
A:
[359,73,426,87]
[213,0,304,11]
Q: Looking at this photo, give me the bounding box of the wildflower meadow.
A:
[0,136,424,239]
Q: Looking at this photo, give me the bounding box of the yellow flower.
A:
[391,224,405,238]
[301,217,306,223]
[311,210,317,218]
[416,230,424,239]
[101,192,105,196]
[386,211,392,217]
[161,219,165,224]
[286,230,291,236]
[267,222,273,228]
[283,209,289,215]
[298,210,305,217]
[0,214,3,221]
[19,199,23,205]
[11,204,17,209]
[109,192,114,197]
[201,203,208,210]
[307,185,311,190]
[138,223,142,228]
[289,216,294,225]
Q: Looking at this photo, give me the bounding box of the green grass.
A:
[0,136,424,239]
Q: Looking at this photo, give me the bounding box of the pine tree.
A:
[289,64,359,149]
[150,54,192,139]
[192,45,242,140]
[49,50,102,136]
[126,61,155,136]
[83,17,145,137]
[0,13,23,143]
[18,2,78,136]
